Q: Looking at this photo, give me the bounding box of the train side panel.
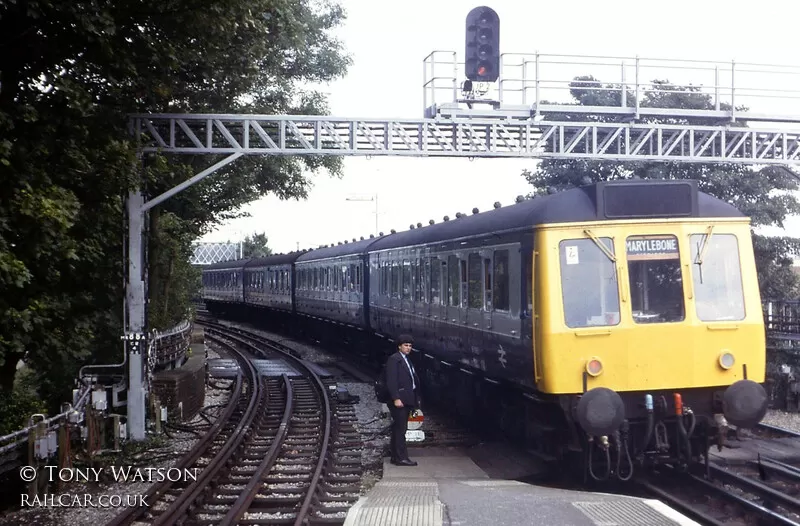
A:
[295,255,365,328]
[367,233,534,388]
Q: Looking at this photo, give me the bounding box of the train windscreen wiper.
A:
[583,229,616,262]
[694,225,714,284]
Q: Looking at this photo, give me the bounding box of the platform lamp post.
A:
[345,194,379,237]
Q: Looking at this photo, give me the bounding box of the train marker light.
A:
[718,351,735,370]
[586,357,603,377]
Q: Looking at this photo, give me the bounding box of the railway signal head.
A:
[465,6,500,83]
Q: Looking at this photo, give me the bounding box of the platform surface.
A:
[709,435,800,465]
[344,447,702,526]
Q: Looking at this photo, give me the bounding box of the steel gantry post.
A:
[125,152,243,440]
[126,191,147,440]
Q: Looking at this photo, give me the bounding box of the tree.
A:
[0,0,350,410]
[242,233,274,259]
[522,76,800,299]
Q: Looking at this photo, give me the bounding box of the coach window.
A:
[401,260,411,300]
[626,235,685,324]
[429,257,441,305]
[459,259,468,308]
[447,255,460,306]
[691,233,745,321]
[468,253,483,309]
[483,257,493,310]
[560,238,620,328]
[493,250,510,311]
[390,261,399,298]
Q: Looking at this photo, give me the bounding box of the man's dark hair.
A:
[397,334,414,346]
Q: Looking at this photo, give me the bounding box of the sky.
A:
[198,0,800,254]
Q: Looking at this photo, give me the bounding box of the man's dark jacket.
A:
[385,352,419,407]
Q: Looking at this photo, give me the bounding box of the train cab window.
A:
[560,238,620,328]
[447,255,460,306]
[467,253,483,309]
[626,235,685,324]
[690,233,745,321]
[493,249,510,311]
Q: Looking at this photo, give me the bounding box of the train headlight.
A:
[718,351,735,370]
[585,357,603,377]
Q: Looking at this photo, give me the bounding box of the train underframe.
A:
[204,301,744,484]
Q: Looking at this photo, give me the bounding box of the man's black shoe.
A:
[391,459,418,466]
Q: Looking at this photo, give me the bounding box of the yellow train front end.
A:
[532,184,768,479]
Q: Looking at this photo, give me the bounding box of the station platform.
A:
[709,432,800,465]
[344,446,700,526]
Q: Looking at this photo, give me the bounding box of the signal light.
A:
[465,6,500,83]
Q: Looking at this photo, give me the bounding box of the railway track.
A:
[636,432,800,526]
[106,322,362,526]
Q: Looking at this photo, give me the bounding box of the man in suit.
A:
[385,334,420,466]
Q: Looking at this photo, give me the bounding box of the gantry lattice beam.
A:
[131,114,800,165]
[190,242,242,265]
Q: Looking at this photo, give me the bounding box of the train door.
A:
[444,254,465,326]
[466,252,486,331]
[401,256,413,318]
[428,255,444,324]
[412,254,426,319]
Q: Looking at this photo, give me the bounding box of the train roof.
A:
[366,179,744,252]
[202,180,745,264]
[295,236,378,262]
[244,251,306,267]
[202,258,249,270]
[200,251,306,271]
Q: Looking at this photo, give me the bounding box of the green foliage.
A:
[523,76,800,299]
[0,368,48,436]
[242,233,274,259]
[0,0,350,407]
[147,211,202,331]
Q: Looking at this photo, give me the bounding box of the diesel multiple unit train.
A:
[202,179,768,481]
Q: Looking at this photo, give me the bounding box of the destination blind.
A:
[626,235,679,261]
